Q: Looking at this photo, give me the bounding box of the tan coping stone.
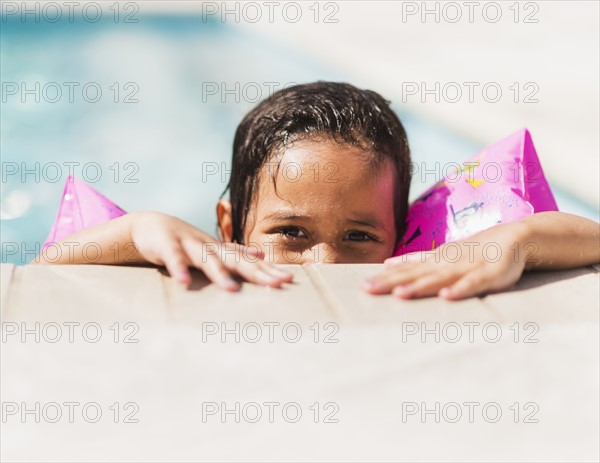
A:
[306,263,499,324]
[163,264,337,325]
[3,264,169,323]
[1,264,598,461]
[481,266,600,323]
[2,264,598,325]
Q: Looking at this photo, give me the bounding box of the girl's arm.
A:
[37,212,144,266]
[364,211,600,300]
[36,211,293,291]
[519,211,600,270]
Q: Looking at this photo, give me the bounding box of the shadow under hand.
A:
[157,267,211,291]
[496,265,597,294]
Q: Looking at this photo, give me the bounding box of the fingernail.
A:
[223,276,240,291]
[393,286,410,298]
[439,287,452,299]
[362,279,378,290]
[177,271,190,286]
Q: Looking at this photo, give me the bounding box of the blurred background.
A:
[1,0,598,264]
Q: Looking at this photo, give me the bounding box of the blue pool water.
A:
[1,14,597,265]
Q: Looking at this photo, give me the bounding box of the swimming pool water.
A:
[1,14,597,265]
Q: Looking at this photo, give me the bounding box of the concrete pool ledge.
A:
[1,263,599,461]
[1,263,598,325]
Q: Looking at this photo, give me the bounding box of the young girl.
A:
[42,82,600,300]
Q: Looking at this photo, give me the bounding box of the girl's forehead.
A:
[262,138,386,184]
[253,141,396,216]
[278,137,374,161]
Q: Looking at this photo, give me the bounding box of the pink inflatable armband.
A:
[394,129,558,256]
[43,176,126,249]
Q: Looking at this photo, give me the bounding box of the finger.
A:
[160,244,192,286]
[258,262,294,282]
[183,240,240,291]
[439,272,489,300]
[362,265,430,294]
[392,271,459,299]
[216,244,293,286]
[225,258,293,288]
[203,253,241,291]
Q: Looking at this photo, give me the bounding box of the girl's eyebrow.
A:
[262,210,384,230]
[262,211,312,222]
[346,217,383,230]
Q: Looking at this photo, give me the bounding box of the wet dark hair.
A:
[221,81,411,245]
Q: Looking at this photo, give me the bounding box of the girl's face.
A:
[219,139,398,264]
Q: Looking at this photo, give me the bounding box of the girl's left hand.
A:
[362,221,534,300]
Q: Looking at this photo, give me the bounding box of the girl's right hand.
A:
[129,211,293,291]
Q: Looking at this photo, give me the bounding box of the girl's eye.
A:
[277,227,307,239]
[345,231,374,241]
